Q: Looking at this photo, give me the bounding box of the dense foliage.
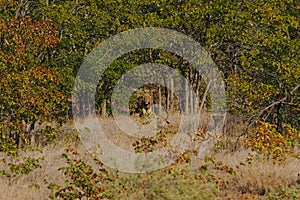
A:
[0,15,72,148]
[0,0,299,153]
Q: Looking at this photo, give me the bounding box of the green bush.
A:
[49,146,112,200]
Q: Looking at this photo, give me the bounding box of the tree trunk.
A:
[170,77,174,113]
[164,75,169,113]
[101,99,107,117]
[158,86,162,115]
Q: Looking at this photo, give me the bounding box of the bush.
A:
[49,146,112,200]
[244,121,300,163]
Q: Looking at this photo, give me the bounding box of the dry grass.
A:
[215,150,300,194]
[0,114,299,200]
[0,144,65,200]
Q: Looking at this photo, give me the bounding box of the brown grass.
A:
[0,114,299,199]
[215,151,300,194]
[0,144,65,199]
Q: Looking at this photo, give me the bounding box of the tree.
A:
[1,0,297,144]
[0,16,71,146]
[202,0,300,131]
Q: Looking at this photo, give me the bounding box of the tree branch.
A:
[234,84,300,149]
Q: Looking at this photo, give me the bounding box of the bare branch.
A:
[234,84,300,149]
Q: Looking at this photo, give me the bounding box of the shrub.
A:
[49,146,112,200]
[244,121,300,163]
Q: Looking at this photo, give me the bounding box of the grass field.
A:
[0,115,299,200]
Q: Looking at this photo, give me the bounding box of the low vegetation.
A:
[0,117,299,199]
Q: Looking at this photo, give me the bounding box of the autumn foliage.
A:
[244,120,300,163]
[0,16,69,147]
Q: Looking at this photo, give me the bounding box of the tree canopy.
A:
[0,0,299,148]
